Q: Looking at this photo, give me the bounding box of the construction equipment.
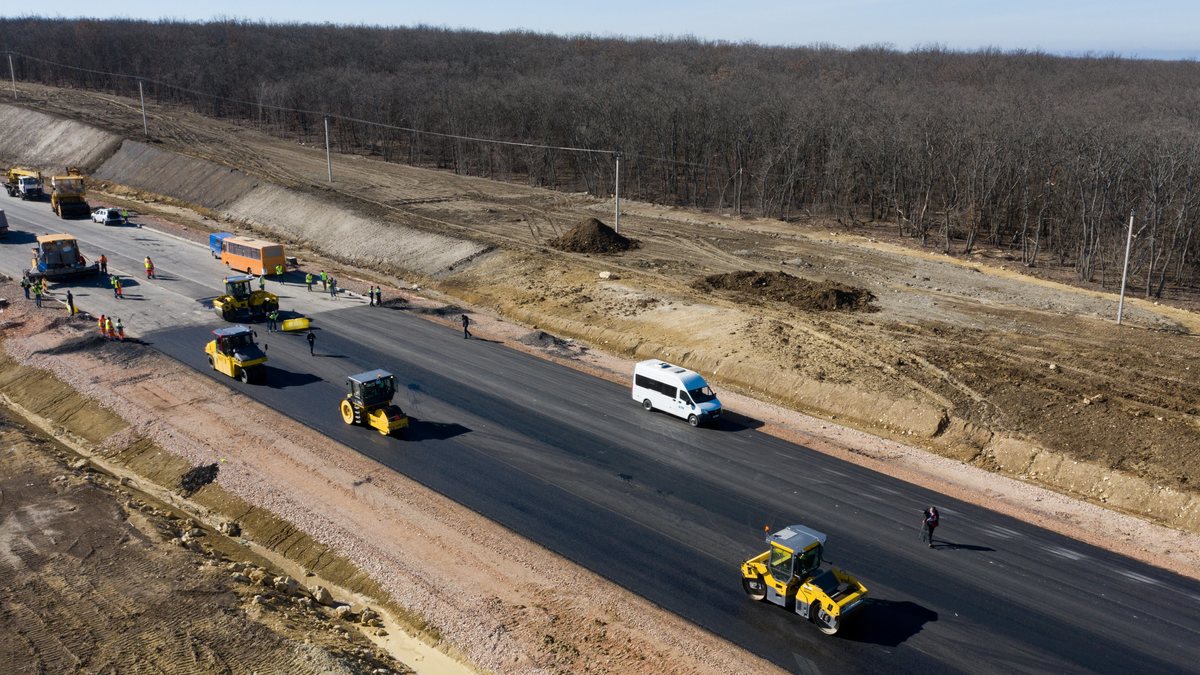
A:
[4,167,43,199]
[740,524,868,635]
[280,316,310,332]
[340,369,408,436]
[212,274,279,322]
[205,325,268,384]
[26,234,100,282]
[49,167,90,219]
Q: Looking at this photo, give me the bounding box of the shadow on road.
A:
[840,599,937,647]
[404,417,470,441]
[932,540,995,552]
[263,365,322,389]
[711,410,765,432]
[2,230,39,245]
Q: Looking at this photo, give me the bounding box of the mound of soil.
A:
[694,270,876,312]
[549,218,638,254]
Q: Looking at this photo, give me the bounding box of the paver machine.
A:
[205,325,268,384]
[340,369,409,437]
[212,274,279,322]
[26,233,101,282]
[740,524,868,635]
[49,168,91,218]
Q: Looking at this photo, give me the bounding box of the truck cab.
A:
[205,325,267,384]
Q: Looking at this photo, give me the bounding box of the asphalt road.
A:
[3,194,1198,674]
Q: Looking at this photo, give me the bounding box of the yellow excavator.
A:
[340,370,409,436]
[212,274,279,322]
[204,325,268,384]
[740,524,868,635]
[49,167,90,218]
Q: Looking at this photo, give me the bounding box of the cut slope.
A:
[0,104,121,169]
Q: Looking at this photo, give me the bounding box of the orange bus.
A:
[220,236,286,276]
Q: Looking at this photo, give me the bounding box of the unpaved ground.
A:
[0,411,411,674]
[0,285,779,675]
[6,82,1197,517]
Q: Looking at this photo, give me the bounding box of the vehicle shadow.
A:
[931,540,994,552]
[839,599,937,646]
[711,410,765,432]
[262,365,321,389]
[2,230,39,245]
[404,417,471,441]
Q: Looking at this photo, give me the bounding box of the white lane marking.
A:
[1117,570,1163,587]
[1043,545,1087,561]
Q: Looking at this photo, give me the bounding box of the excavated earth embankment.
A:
[1,96,1198,540]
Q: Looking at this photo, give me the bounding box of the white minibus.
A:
[632,359,722,427]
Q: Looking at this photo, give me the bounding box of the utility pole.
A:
[1117,209,1135,325]
[8,54,16,100]
[324,115,333,183]
[138,80,148,136]
[613,153,621,234]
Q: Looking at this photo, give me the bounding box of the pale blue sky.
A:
[9,0,1200,60]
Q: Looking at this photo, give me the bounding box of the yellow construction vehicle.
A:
[26,233,100,282]
[205,325,268,384]
[740,524,868,635]
[212,274,279,322]
[340,370,409,436]
[49,167,90,218]
[4,167,44,199]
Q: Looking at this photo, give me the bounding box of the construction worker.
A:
[267,309,279,333]
[32,281,43,308]
[306,330,316,356]
[99,254,108,275]
[104,316,115,340]
[329,278,337,300]
[115,318,125,341]
[258,274,265,291]
[320,271,328,291]
[144,256,154,279]
[375,287,382,307]
[98,314,108,339]
[275,263,284,279]
[19,276,30,299]
[305,272,313,291]
[111,275,123,299]
[461,313,472,339]
[66,290,75,316]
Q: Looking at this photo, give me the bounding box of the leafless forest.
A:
[4,18,1200,294]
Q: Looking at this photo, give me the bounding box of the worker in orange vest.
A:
[104,316,115,340]
[144,256,155,279]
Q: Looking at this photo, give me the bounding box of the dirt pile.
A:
[694,270,876,312]
[549,218,639,254]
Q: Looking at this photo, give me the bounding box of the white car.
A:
[91,207,125,225]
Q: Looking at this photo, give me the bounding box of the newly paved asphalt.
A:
[3,194,1198,673]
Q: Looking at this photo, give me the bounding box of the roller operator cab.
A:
[212,274,279,322]
[740,525,868,635]
[632,359,721,427]
[341,369,409,437]
[205,325,267,384]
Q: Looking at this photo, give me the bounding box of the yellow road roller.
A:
[740,524,868,635]
[204,325,268,384]
[341,369,408,436]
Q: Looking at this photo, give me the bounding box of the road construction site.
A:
[1,84,1200,673]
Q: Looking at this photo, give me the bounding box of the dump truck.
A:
[49,168,90,218]
[340,369,409,437]
[212,274,279,322]
[740,524,868,635]
[5,168,43,199]
[26,233,100,282]
[205,325,268,384]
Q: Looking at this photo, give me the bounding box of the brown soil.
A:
[694,270,876,311]
[0,411,410,674]
[548,218,638,254]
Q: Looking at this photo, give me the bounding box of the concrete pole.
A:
[324,116,333,183]
[614,154,621,234]
[8,54,16,100]
[138,80,148,136]
[1116,209,1135,325]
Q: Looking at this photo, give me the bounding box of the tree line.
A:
[3,18,1200,296]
